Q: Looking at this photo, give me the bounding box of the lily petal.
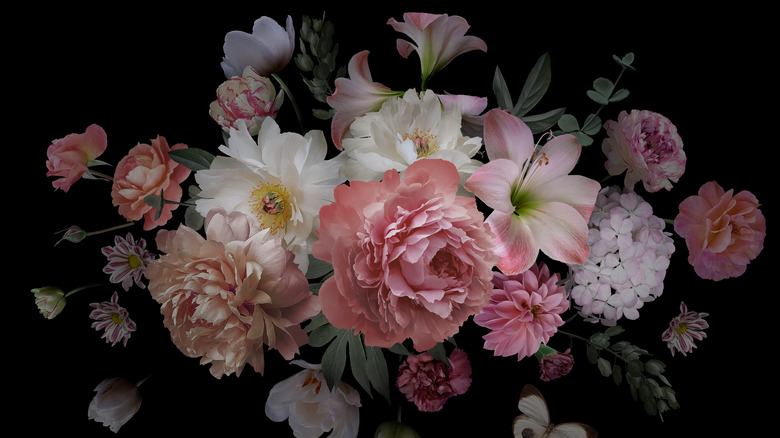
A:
[464,158,519,214]
[486,212,539,275]
[524,202,592,266]
[483,109,535,164]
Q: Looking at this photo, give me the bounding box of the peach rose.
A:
[45,123,107,192]
[144,208,320,378]
[111,135,191,230]
[312,159,499,352]
[674,181,765,280]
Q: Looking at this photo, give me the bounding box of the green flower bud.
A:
[31,286,67,319]
[56,225,87,245]
[375,421,421,438]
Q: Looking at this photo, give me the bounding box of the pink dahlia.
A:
[674,181,765,281]
[602,109,686,192]
[144,208,320,378]
[312,158,499,352]
[474,262,569,360]
[45,124,107,192]
[662,301,709,356]
[101,233,155,291]
[396,348,472,412]
[89,292,137,347]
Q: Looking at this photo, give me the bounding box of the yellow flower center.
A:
[674,323,688,335]
[249,182,293,234]
[403,128,439,158]
[128,254,142,269]
[111,313,125,325]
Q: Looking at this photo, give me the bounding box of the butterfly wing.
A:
[513,385,553,438]
[549,422,598,438]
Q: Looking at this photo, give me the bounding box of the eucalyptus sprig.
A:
[555,52,635,146]
[560,325,679,420]
[295,13,346,120]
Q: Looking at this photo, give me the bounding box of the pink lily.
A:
[464,109,601,274]
[326,50,402,150]
[387,12,487,89]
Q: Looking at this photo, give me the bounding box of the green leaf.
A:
[609,88,630,103]
[604,326,625,337]
[513,52,552,117]
[627,359,644,377]
[644,359,666,376]
[168,148,215,172]
[597,357,612,377]
[307,323,339,347]
[322,330,348,390]
[593,77,614,98]
[586,90,609,105]
[586,344,599,364]
[348,332,371,395]
[522,107,566,134]
[581,113,603,135]
[572,131,594,147]
[612,364,623,385]
[492,67,514,111]
[304,312,330,333]
[427,342,450,367]
[306,254,333,280]
[366,346,391,403]
[557,114,580,132]
[388,342,412,356]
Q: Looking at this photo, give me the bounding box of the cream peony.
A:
[338,89,483,195]
[144,208,320,378]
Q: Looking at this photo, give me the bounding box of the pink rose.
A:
[209,66,283,135]
[396,348,472,412]
[538,349,574,382]
[111,135,191,230]
[674,181,765,281]
[312,159,499,351]
[144,208,320,378]
[45,123,107,192]
[602,109,686,192]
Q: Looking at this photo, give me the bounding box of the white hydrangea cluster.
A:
[565,185,675,326]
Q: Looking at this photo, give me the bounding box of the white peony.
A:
[194,118,346,274]
[338,89,483,195]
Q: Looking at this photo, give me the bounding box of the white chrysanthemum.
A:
[565,185,675,326]
[194,118,346,274]
[339,89,483,195]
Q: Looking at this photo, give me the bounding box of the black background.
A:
[11,2,776,437]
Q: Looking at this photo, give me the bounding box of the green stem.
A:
[64,282,106,298]
[558,329,626,363]
[86,222,135,237]
[272,73,305,133]
[89,170,114,181]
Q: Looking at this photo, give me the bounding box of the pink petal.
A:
[524,202,591,266]
[522,134,582,189]
[464,158,519,214]
[486,212,539,275]
[483,109,535,165]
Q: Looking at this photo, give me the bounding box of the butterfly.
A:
[513,384,598,438]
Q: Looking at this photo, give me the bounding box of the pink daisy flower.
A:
[101,233,155,291]
[662,301,709,356]
[89,292,137,347]
[474,262,569,360]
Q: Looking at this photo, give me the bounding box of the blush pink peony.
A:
[473,262,569,360]
[674,181,765,281]
[144,208,320,378]
[396,348,472,412]
[209,66,283,135]
[111,135,191,230]
[312,158,499,352]
[46,124,107,192]
[602,109,686,192]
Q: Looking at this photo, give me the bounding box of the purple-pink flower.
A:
[396,348,472,412]
[602,109,686,192]
[89,292,137,347]
[674,181,765,281]
[464,109,601,275]
[312,158,499,352]
[45,124,107,192]
[102,233,155,291]
[538,349,574,382]
[474,263,569,360]
[662,301,709,357]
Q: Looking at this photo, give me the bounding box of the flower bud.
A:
[209,66,284,136]
[375,421,421,438]
[31,286,67,319]
[56,225,87,245]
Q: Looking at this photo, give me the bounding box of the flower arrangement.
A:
[17,5,773,437]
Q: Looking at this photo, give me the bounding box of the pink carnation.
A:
[111,135,191,230]
[602,109,686,192]
[474,263,569,360]
[396,348,472,412]
[45,124,107,192]
[674,181,765,280]
[144,208,320,378]
[312,159,499,352]
[538,349,574,382]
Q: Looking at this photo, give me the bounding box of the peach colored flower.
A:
[144,208,320,378]
[312,159,499,352]
[88,377,142,433]
[396,348,472,412]
[45,123,107,192]
[111,135,191,231]
[674,181,765,280]
[210,66,283,135]
[473,262,569,360]
[602,109,686,192]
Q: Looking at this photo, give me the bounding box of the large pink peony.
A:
[111,135,191,230]
[602,109,686,192]
[312,159,499,352]
[674,181,765,281]
[46,123,107,192]
[145,208,320,378]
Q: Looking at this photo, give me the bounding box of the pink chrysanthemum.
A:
[396,348,472,412]
[474,263,569,360]
[662,301,709,357]
[89,292,137,347]
[102,233,155,291]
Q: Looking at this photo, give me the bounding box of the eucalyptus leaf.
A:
[586,89,609,105]
[644,359,666,376]
[592,77,614,98]
[597,357,612,377]
[609,88,630,103]
[612,364,622,385]
[322,330,348,390]
[557,114,580,132]
[586,344,599,364]
[168,148,215,172]
[627,359,644,377]
[582,113,603,135]
[604,326,625,337]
